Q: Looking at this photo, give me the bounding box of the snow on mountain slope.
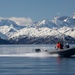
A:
[65,29,75,38]
[21,14,75,38]
[0,32,8,39]
[71,13,75,19]
[10,27,53,39]
[0,25,18,38]
[10,27,75,39]
[0,13,75,41]
[0,19,23,39]
[0,19,25,29]
[32,19,57,28]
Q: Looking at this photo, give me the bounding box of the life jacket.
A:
[56,43,62,49]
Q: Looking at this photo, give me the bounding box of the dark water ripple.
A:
[0,57,75,75]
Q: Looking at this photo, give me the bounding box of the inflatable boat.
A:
[34,47,75,57]
[49,47,75,57]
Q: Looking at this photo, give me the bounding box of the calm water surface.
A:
[0,44,75,75]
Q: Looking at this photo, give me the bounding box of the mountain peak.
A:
[71,13,75,19]
[0,19,17,26]
[0,19,25,30]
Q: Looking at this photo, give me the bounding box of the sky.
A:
[0,0,75,22]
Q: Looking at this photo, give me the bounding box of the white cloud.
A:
[0,17,34,26]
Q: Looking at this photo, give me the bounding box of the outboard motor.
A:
[34,49,41,52]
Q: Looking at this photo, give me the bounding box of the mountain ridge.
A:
[0,13,75,44]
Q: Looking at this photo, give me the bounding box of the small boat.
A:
[34,47,75,57]
[49,47,75,57]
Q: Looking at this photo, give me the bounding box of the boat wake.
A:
[25,52,59,57]
[0,52,59,58]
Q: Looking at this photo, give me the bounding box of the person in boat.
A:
[56,42,63,50]
[64,43,70,48]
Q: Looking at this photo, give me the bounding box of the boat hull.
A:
[49,47,75,57]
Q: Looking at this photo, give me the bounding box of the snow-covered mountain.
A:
[0,13,75,44]
[10,14,75,39]
[0,19,25,39]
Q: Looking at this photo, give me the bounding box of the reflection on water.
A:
[0,57,75,75]
[0,45,75,75]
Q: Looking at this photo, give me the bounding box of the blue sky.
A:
[0,0,75,21]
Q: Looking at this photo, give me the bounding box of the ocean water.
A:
[0,44,75,75]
